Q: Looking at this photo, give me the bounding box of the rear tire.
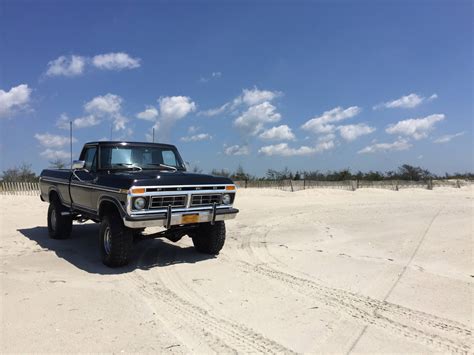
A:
[99,213,133,267]
[47,198,72,239]
[191,221,226,255]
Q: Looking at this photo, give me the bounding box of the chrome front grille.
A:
[191,194,222,206]
[150,195,186,209]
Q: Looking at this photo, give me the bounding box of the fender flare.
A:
[97,196,127,218]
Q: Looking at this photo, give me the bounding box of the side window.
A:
[83,147,97,171]
[162,150,177,166]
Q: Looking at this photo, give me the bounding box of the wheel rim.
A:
[50,208,57,232]
[104,226,112,255]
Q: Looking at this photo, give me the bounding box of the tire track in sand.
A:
[238,261,471,354]
[231,214,472,355]
[127,245,296,354]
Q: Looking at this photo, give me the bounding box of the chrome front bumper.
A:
[123,207,239,228]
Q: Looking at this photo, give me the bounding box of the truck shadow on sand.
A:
[18,224,215,275]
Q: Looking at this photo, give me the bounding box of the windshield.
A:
[99,145,185,171]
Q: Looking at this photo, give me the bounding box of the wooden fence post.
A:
[351,180,356,191]
[456,180,461,188]
[427,179,433,190]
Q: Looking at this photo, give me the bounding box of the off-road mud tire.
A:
[99,213,133,267]
[47,198,72,239]
[191,221,226,254]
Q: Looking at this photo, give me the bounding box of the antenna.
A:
[110,124,113,141]
[70,121,73,168]
[152,127,155,143]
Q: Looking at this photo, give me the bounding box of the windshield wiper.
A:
[144,163,178,172]
[115,163,142,171]
[159,164,177,172]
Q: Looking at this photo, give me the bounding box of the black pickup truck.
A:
[39,141,239,267]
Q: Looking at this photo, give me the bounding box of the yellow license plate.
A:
[181,214,199,224]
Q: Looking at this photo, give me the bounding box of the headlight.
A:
[222,194,232,205]
[133,197,147,210]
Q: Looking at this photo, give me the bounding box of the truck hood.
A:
[97,170,233,189]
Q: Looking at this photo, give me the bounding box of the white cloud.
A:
[74,115,101,128]
[83,93,127,130]
[238,87,282,106]
[40,149,71,160]
[258,125,295,141]
[113,127,134,140]
[199,102,231,117]
[386,114,445,140]
[301,106,361,134]
[428,93,438,101]
[338,123,375,141]
[85,93,122,115]
[34,133,76,147]
[46,55,86,77]
[180,133,212,142]
[373,93,437,110]
[0,84,32,118]
[188,126,199,134]
[199,71,222,83]
[433,131,465,144]
[159,96,196,122]
[358,138,412,154]
[113,115,128,131]
[143,96,196,141]
[136,106,158,121]
[315,138,336,152]
[57,113,101,129]
[57,93,128,131]
[234,102,281,135]
[199,87,281,116]
[224,145,250,156]
[258,143,317,157]
[91,52,140,70]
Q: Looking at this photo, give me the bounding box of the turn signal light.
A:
[226,185,236,191]
[131,188,146,194]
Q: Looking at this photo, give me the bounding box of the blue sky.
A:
[0,0,472,176]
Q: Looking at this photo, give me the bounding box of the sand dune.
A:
[0,187,472,353]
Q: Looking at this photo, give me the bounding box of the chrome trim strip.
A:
[70,182,123,193]
[41,177,69,186]
[129,205,231,216]
[41,177,125,194]
[123,210,237,228]
[129,189,231,197]
[135,184,229,189]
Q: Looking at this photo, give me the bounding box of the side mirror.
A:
[72,160,85,170]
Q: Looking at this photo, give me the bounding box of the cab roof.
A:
[84,141,177,148]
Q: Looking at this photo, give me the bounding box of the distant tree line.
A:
[0,160,66,182]
[210,164,474,182]
[1,162,473,183]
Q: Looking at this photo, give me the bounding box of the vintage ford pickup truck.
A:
[39,141,239,267]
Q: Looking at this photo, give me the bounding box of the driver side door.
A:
[70,146,98,212]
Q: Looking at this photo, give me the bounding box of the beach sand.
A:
[0,187,472,353]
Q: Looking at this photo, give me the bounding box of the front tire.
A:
[99,214,133,267]
[47,198,72,239]
[191,221,226,254]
